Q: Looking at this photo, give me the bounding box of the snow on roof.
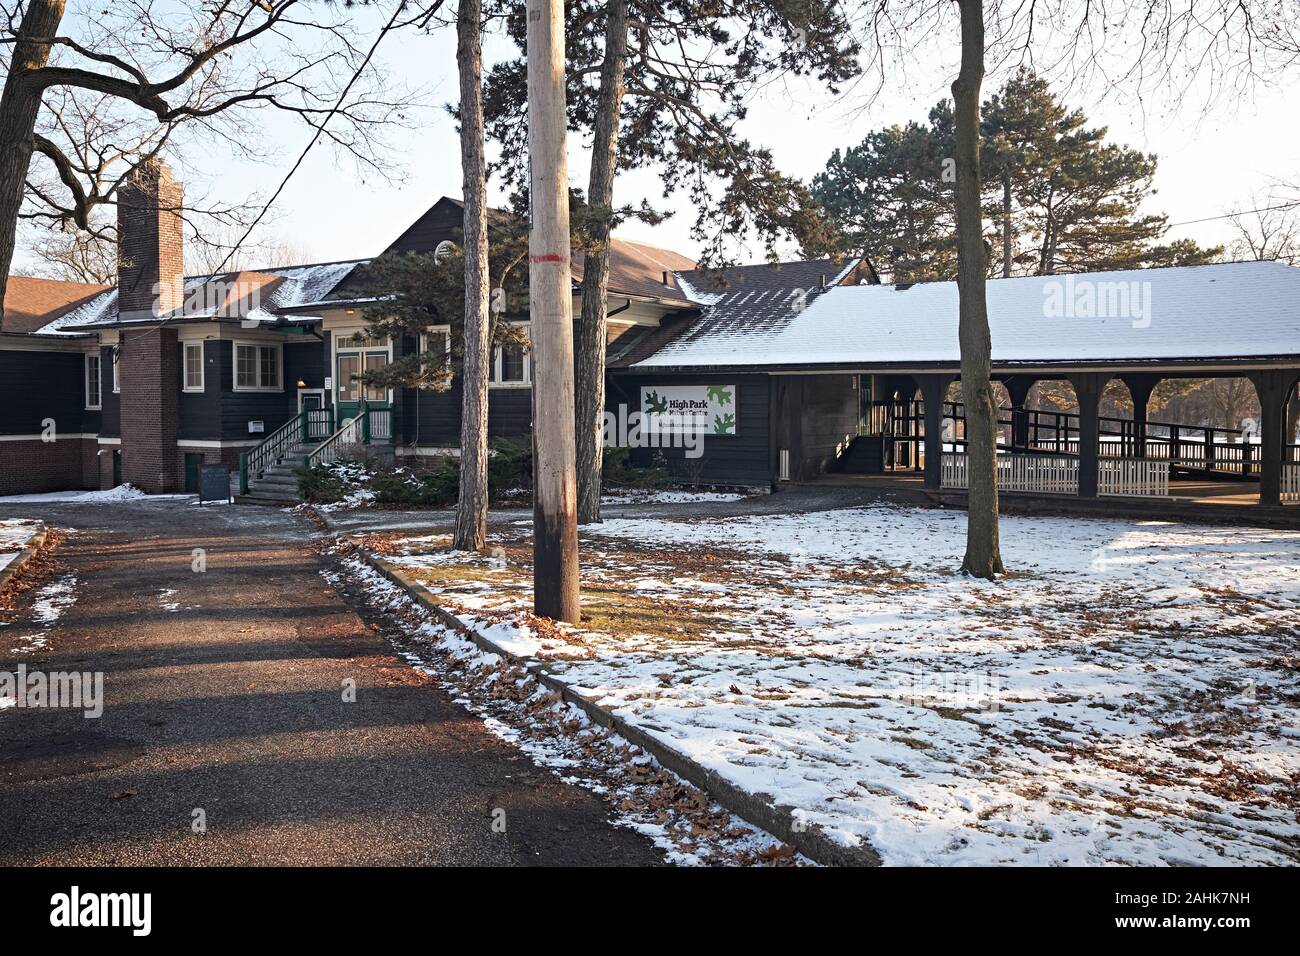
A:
[34,288,118,336]
[28,259,364,335]
[260,259,365,308]
[634,261,1300,369]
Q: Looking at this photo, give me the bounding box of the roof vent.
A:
[820,274,828,288]
[662,270,676,289]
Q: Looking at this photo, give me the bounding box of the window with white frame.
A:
[85,352,102,409]
[183,342,204,392]
[420,327,450,367]
[234,342,281,391]
[490,325,531,386]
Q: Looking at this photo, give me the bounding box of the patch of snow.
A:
[602,490,748,505]
[0,484,189,504]
[386,504,1300,866]
[30,575,77,625]
[327,553,807,866]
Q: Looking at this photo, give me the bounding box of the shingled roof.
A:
[1,275,112,335]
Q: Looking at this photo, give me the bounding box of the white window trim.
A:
[111,349,119,394]
[85,352,102,410]
[182,341,205,392]
[490,322,531,389]
[419,325,452,356]
[233,341,283,393]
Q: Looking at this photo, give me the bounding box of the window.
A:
[234,343,281,391]
[421,328,450,370]
[336,353,361,402]
[111,349,120,394]
[336,334,386,350]
[183,342,204,392]
[85,352,102,409]
[490,324,531,387]
[363,353,387,401]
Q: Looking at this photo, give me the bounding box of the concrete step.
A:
[237,493,299,507]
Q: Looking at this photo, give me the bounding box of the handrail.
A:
[306,413,365,468]
[239,414,304,494]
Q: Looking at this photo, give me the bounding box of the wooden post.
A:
[1251,371,1289,507]
[527,0,580,622]
[920,374,954,490]
[1070,374,1106,498]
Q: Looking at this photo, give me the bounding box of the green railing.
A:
[239,408,333,494]
[305,412,364,468]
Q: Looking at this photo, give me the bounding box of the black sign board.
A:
[199,464,232,505]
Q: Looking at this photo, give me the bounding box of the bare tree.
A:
[454,0,492,553]
[1227,192,1300,265]
[0,0,421,314]
[19,215,115,283]
[951,0,1002,576]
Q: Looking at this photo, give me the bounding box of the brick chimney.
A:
[117,159,184,320]
[116,159,183,493]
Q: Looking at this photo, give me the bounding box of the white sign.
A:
[640,384,737,436]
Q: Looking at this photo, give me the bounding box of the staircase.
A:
[239,443,312,505]
[237,405,393,506]
[839,436,886,474]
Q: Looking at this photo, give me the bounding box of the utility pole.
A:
[526,0,580,622]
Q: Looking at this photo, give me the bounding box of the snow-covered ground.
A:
[0,519,42,575]
[379,504,1300,866]
[601,490,749,505]
[0,484,189,504]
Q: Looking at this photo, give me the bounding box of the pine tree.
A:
[812,69,1221,280]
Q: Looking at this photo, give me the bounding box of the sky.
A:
[16,2,1300,274]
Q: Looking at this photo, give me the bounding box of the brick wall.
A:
[116,160,184,320]
[0,438,98,495]
[120,327,181,492]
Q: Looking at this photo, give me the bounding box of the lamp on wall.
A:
[296,379,307,388]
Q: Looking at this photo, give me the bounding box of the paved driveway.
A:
[0,499,660,866]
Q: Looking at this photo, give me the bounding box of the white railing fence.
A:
[1284,463,1300,504]
[942,453,1079,495]
[942,453,1170,497]
[1097,457,1170,498]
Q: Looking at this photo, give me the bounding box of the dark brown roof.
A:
[675,257,876,297]
[385,196,698,306]
[576,238,697,305]
[1,275,111,335]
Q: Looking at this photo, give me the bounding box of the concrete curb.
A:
[0,524,48,593]
[362,550,881,867]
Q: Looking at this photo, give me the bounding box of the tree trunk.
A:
[952,0,1004,579]
[527,0,580,622]
[1001,170,1012,278]
[575,0,629,525]
[0,0,67,318]
[453,0,491,552]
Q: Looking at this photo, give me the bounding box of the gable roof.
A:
[384,196,698,306]
[633,260,1300,371]
[2,276,112,335]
